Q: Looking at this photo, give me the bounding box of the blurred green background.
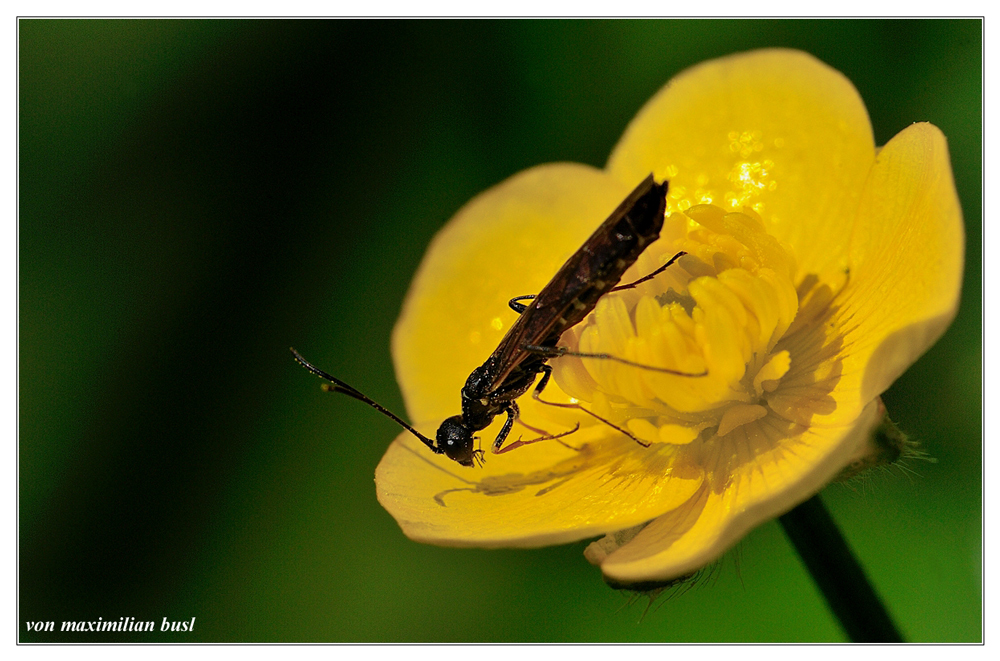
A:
[19,19,981,642]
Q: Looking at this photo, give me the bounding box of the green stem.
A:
[778,493,904,642]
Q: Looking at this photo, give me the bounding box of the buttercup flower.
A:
[375,49,963,585]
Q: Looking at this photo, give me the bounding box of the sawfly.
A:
[293,173,698,466]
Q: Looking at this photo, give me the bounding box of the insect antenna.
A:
[290,347,440,452]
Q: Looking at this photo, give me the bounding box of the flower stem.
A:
[778,493,904,642]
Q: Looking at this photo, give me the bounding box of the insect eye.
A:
[436,415,473,460]
[445,440,474,464]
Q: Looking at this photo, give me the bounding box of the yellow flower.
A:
[375,49,964,585]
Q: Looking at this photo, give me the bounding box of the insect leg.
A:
[530,365,651,449]
[471,445,486,467]
[493,423,581,455]
[491,402,519,452]
[490,388,580,455]
[610,250,687,292]
[508,250,684,317]
[508,294,536,314]
[523,343,706,377]
[516,417,560,437]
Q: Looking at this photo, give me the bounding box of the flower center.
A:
[550,204,805,447]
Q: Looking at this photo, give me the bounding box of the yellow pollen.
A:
[549,203,802,453]
[659,423,701,445]
[490,316,504,331]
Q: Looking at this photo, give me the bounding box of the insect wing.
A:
[480,174,667,393]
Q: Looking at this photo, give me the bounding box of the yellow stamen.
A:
[551,204,806,451]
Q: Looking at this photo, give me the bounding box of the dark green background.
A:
[19,19,981,642]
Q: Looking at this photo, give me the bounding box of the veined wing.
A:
[480,174,667,393]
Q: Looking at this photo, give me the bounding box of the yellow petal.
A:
[607,49,875,289]
[597,397,884,583]
[375,51,963,587]
[391,164,633,423]
[376,431,704,547]
[837,122,964,403]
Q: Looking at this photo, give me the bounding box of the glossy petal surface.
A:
[608,48,875,289]
[377,49,964,583]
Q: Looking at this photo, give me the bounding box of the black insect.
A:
[293,173,694,467]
